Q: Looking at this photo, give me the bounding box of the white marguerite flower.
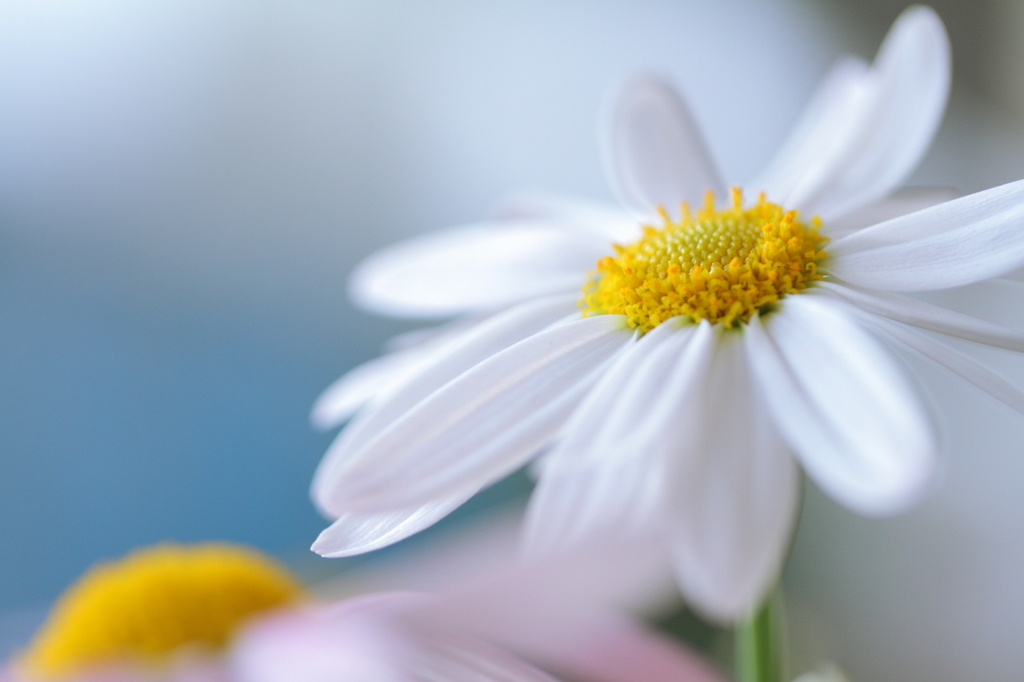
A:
[308,5,1024,621]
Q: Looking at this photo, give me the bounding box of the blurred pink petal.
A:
[232,594,558,682]
[232,592,725,682]
[528,615,727,682]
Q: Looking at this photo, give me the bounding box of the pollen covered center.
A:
[582,189,827,331]
[19,543,304,679]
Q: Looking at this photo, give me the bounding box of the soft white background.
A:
[2,1,1024,680]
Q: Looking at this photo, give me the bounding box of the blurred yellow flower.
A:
[18,543,302,679]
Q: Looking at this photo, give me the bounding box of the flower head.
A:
[581,190,827,329]
[13,543,303,681]
[304,5,1024,623]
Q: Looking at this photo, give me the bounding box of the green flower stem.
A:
[735,592,787,682]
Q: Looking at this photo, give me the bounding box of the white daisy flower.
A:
[308,6,1024,621]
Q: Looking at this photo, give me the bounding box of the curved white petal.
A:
[666,330,800,624]
[496,192,641,243]
[998,264,1024,284]
[604,74,724,216]
[817,281,1024,351]
[312,295,579,516]
[865,314,1024,417]
[326,316,632,512]
[828,178,1024,290]
[823,186,958,239]
[522,453,666,558]
[383,311,497,353]
[313,312,509,430]
[311,348,434,431]
[349,221,607,318]
[759,6,950,221]
[312,492,478,558]
[543,320,714,473]
[746,295,935,516]
[751,56,871,206]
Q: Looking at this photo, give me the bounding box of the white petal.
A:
[747,296,935,516]
[751,56,871,206]
[311,492,478,558]
[528,322,797,621]
[604,74,724,215]
[998,265,1024,284]
[349,221,607,318]
[312,295,579,516]
[313,312,509,430]
[326,316,632,512]
[383,311,497,353]
[823,186,958,239]
[522,453,666,558]
[759,6,950,220]
[817,281,1024,351]
[543,319,714,473]
[864,314,1024,417]
[537,321,716,603]
[311,349,434,431]
[495,191,641,243]
[828,178,1024,290]
[666,329,800,623]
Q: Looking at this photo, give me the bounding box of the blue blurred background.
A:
[4,1,1024,680]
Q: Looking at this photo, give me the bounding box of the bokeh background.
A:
[3,1,1024,680]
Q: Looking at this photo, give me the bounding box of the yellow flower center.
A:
[19,543,304,679]
[581,188,827,331]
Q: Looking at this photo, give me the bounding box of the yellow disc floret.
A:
[19,543,304,679]
[581,188,827,331]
